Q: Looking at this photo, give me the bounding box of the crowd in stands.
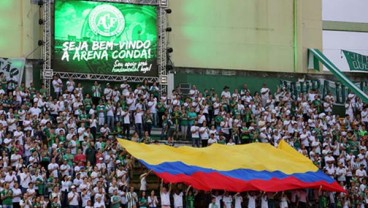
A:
[0,72,367,207]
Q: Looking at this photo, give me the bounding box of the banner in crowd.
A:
[0,58,25,84]
[53,0,158,76]
[118,139,345,192]
[342,50,368,71]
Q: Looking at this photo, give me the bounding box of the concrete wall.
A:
[297,0,323,74]
[169,0,322,73]
[0,0,41,59]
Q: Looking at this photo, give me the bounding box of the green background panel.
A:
[174,73,283,95]
[53,0,158,76]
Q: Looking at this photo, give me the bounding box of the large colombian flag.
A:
[117,139,345,192]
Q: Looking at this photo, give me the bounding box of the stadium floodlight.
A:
[165,9,172,14]
[38,40,44,46]
[167,48,173,53]
[165,27,172,32]
[39,19,44,25]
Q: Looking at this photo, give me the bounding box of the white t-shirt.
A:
[61,180,72,191]
[19,199,33,208]
[199,127,209,140]
[12,188,22,202]
[222,195,233,208]
[148,195,158,207]
[191,126,200,138]
[361,110,368,122]
[160,192,171,206]
[13,130,24,145]
[134,111,144,124]
[68,191,80,206]
[52,79,63,93]
[356,169,367,177]
[173,192,183,208]
[66,80,75,92]
[208,138,217,145]
[20,173,31,188]
[48,163,59,178]
[81,192,91,207]
[140,177,147,191]
[94,200,106,208]
[247,195,256,208]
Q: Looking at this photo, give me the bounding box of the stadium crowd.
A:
[0,73,367,208]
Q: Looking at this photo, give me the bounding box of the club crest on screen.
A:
[89,4,125,37]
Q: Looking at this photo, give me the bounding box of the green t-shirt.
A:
[25,101,32,109]
[157,103,166,113]
[33,202,42,208]
[111,195,121,208]
[63,153,74,165]
[318,195,328,208]
[209,203,219,208]
[29,87,36,97]
[214,115,224,126]
[139,197,147,208]
[181,112,188,126]
[348,140,359,155]
[0,77,7,90]
[44,127,51,138]
[42,155,50,163]
[241,127,250,141]
[83,98,92,109]
[39,88,47,98]
[1,189,13,205]
[359,130,368,137]
[58,135,66,143]
[243,111,252,123]
[294,137,301,150]
[171,110,181,125]
[187,112,197,126]
[49,133,57,146]
[313,100,323,113]
[97,105,106,115]
[100,142,106,151]
[37,178,46,195]
[13,113,19,120]
[79,113,88,122]
[51,202,62,208]
[218,138,226,144]
[116,126,123,134]
[186,195,195,208]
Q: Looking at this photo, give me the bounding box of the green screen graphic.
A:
[53,0,158,76]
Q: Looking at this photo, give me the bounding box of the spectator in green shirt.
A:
[110,189,121,208]
[139,191,148,208]
[185,185,197,208]
[1,182,13,207]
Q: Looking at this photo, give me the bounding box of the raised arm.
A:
[186,185,192,195]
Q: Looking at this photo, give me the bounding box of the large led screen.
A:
[53,0,158,76]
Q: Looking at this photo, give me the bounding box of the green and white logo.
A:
[89,4,125,37]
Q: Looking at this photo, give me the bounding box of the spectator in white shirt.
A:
[68,185,80,208]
